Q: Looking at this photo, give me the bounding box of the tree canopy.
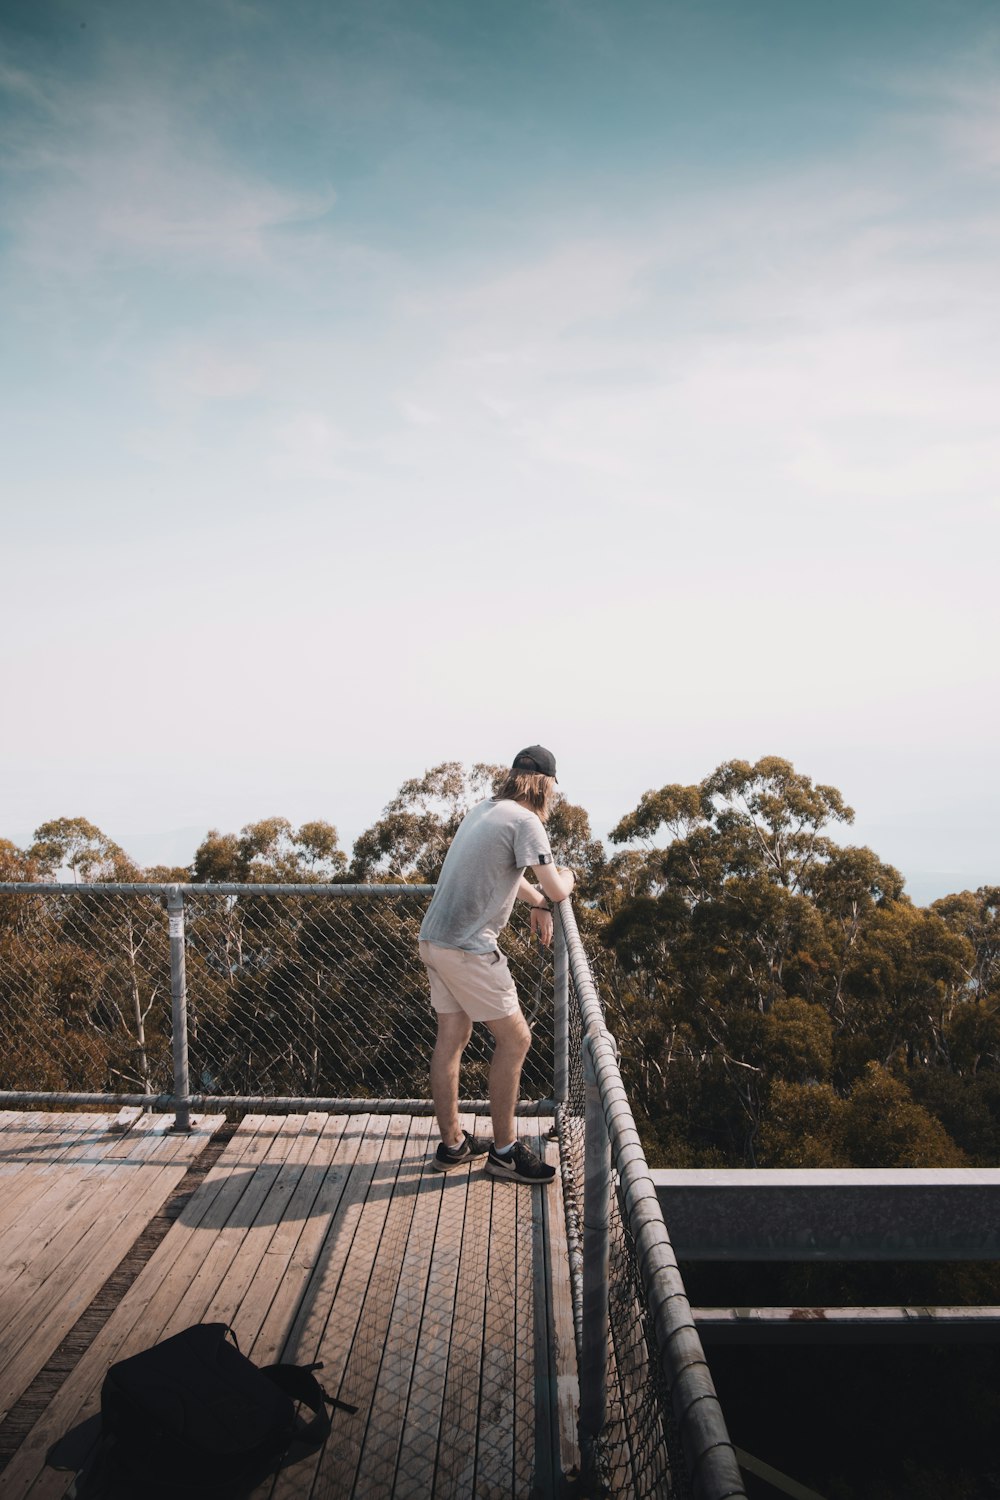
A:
[596,756,998,1166]
[3,756,998,1170]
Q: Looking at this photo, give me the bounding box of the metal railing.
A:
[0,881,555,1123]
[0,880,744,1500]
[555,901,747,1500]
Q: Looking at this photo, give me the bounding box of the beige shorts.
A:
[419,941,522,1024]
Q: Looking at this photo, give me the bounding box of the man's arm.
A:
[518,869,573,948]
[532,863,575,903]
[517,874,550,908]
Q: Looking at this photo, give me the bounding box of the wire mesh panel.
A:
[181,889,555,1104]
[556,897,746,1500]
[0,885,554,1107]
[0,885,172,1098]
[558,965,687,1500]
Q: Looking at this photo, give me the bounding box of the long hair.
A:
[495,770,557,823]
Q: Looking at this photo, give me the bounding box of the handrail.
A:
[0,881,435,895]
[556,898,748,1500]
[0,1092,555,1113]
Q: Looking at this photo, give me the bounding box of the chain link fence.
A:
[0,883,553,1110]
[0,883,172,1098]
[555,902,746,1500]
[558,974,680,1499]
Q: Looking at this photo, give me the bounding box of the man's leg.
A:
[431,1010,474,1148]
[486,1010,532,1149]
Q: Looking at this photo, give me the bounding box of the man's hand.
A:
[530,905,554,947]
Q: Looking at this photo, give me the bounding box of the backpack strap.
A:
[224,1329,359,1444]
[261,1362,358,1448]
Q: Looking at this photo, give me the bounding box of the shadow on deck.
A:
[0,1110,578,1499]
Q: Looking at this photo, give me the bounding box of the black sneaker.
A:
[485,1139,556,1185]
[431,1128,491,1172]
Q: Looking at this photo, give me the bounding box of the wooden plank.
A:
[247,1115,364,1369]
[0,1111,196,1247]
[0,1138,99,1238]
[100,1112,224,1168]
[0,1112,99,1166]
[244,1114,383,1500]
[392,1113,480,1500]
[221,1112,344,1353]
[0,1111,156,1205]
[433,1155,500,1499]
[349,1126,448,1500]
[527,1128,560,1500]
[9,1116,273,1499]
[108,1106,144,1133]
[542,1132,580,1484]
[311,1114,437,1500]
[14,1115,114,1174]
[0,1173,136,1331]
[0,1116,108,1215]
[270,1113,416,1500]
[0,1115,218,1319]
[0,1112,50,1174]
[251,1116,395,1488]
[0,1116,204,1305]
[0,1110,208,1188]
[193,1113,355,1500]
[0,1109,46,1136]
[200,1114,333,1341]
[0,1174,109,1303]
[0,1177,164,1421]
[474,1167,520,1497]
[152,1115,313,1347]
[269,1113,392,1380]
[0,1115,223,1422]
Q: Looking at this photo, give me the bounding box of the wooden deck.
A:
[0,1111,579,1499]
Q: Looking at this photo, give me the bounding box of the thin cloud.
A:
[268,411,353,483]
[151,340,265,404]
[879,44,1000,174]
[378,120,1000,523]
[2,68,333,278]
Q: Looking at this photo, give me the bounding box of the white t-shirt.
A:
[419,799,553,954]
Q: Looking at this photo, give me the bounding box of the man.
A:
[418,746,575,1185]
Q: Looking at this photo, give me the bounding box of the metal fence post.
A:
[579,1028,611,1490]
[553,916,569,1107]
[165,885,191,1132]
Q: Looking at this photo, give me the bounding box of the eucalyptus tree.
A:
[599,756,979,1165]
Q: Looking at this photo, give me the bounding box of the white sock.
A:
[494,1141,515,1155]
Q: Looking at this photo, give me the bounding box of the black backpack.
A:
[57,1323,357,1499]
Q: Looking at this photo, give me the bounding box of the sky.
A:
[2,0,998,903]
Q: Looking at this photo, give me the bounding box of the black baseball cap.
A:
[512,745,558,780]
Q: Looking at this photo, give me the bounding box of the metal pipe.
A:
[165,886,191,1132]
[554,897,605,1036]
[578,1031,612,1490]
[0,881,436,896]
[553,918,569,1106]
[0,1093,556,1115]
